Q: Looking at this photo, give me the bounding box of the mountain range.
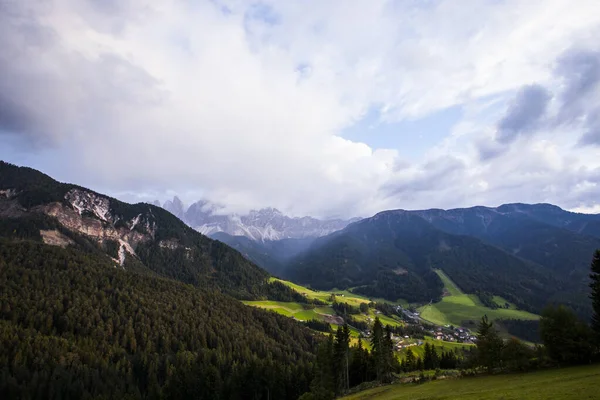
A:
[0,160,321,398]
[159,196,357,241]
[230,204,600,318]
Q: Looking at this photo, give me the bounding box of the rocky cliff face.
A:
[1,187,158,266]
[0,161,272,299]
[158,197,357,241]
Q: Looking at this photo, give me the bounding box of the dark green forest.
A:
[0,240,317,399]
[287,212,563,313]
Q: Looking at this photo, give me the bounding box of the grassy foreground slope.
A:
[418,270,539,327]
[342,364,600,400]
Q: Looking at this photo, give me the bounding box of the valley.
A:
[0,160,598,400]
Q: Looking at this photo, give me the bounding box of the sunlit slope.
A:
[341,364,600,400]
[418,270,539,326]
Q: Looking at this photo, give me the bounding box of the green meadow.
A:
[270,277,407,307]
[396,336,474,360]
[341,364,600,400]
[242,300,335,322]
[418,270,539,327]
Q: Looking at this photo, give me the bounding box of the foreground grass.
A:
[342,364,600,400]
[418,270,539,327]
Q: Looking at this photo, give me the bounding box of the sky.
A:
[1,0,600,219]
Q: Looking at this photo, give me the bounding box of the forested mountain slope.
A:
[285,210,583,316]
[0,239,316,399]
[0,161,292,300]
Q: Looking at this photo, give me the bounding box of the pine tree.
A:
[476,315,503,372]
[590,249,600,347]
[382,326,396,382]
[404,348,415,371]
[423,343,433,370]
[333,325,350,394]
[370,317,385,381]
[416,357,424,371]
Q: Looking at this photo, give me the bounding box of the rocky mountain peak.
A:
[155,197,357,241]
[163,196,186,219]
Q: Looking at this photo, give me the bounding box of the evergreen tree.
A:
[370,317,385,381]
[590,249,600,347]
[416,357,424,371]
[382,326,396,381]
[501,338,532,372]
[423,343,433,370]
[540,305,594,365]
[333,324,351,394]
[476,315,504,372]
[404,349,415,371]
[349,339,370,387]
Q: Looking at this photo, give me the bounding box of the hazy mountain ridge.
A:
[160,196,358,241]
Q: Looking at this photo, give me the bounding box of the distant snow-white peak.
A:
[155,196,357,241]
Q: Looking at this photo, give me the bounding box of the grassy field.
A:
[242,300,335,322]
[352,309,404,328]
[342,364,600,400]
[271,278,407,307]
[246,279,406,334]
[397,336,474,359]
[418,270,539,327]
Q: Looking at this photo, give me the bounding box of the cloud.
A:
[553,49,600,146]
[1,0,600,217]
[555,49,600,121]
[496,85,551,144]
[579,111,600,145]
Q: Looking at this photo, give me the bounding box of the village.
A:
[359,304,478,352]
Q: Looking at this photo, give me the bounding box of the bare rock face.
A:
[40,230,74,248]
[0,189,17,199]
[32,189,158,266]
[65,189,111,221]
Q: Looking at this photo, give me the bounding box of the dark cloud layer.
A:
[0,2,162,147]
[556,49,600,121]
[554,49,600,146]
[479,47,600,160]
[496,84,551,144]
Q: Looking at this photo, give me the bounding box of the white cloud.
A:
[1,0,600,218]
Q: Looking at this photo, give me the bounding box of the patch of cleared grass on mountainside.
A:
[418,270,539,327]
[242,300,335,322]
[270,278,407,307]
[341,364,600,400]
[396,336,474,360]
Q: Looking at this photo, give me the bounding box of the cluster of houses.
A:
[429,327,477,343]
[396,306,420,321]
[394,336,424,350]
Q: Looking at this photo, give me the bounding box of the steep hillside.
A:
[0,239,316,399]
[0,161,281,299]
[412,204,599,314]
[285,211,566,314]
